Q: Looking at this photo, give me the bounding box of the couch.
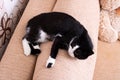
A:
[0,0,100,80]
[94,40,120,80]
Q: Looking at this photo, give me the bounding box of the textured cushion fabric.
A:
[33,0,100,80]
[0,0,56,80]
[94,40,120,80]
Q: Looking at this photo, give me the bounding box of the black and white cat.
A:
[22,12,94,68]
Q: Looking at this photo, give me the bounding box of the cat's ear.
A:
[89,50,94,55]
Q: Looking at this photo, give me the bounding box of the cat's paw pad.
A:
[46,56,55,68]
[22,38,31,56]
[47,63,53,68]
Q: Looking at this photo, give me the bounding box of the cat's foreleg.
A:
[46,34,62,68]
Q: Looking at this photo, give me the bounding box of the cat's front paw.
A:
[46,56,55,68]
[22,38,31,56]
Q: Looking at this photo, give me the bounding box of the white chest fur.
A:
[38,30,49,42]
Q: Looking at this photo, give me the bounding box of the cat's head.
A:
[68,35,94,59]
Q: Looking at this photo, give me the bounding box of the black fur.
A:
[28,43,41,55]
[23,12,94,60]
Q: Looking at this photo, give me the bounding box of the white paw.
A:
[46,56,55,68]
[22,38,31,56]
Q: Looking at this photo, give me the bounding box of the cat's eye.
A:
[75,49,81,54]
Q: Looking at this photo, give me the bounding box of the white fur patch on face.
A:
[46,56,55,68]
[38,30,49,42]
[68,45,80,58]
[22,38,31,56]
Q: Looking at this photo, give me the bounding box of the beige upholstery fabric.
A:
[94,40,120,80]
[0,0,56,80]
[33,0,100,80]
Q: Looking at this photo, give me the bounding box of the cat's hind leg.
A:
[29,43,41,55]
[22,38,31,56]
[22,38,41,56]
